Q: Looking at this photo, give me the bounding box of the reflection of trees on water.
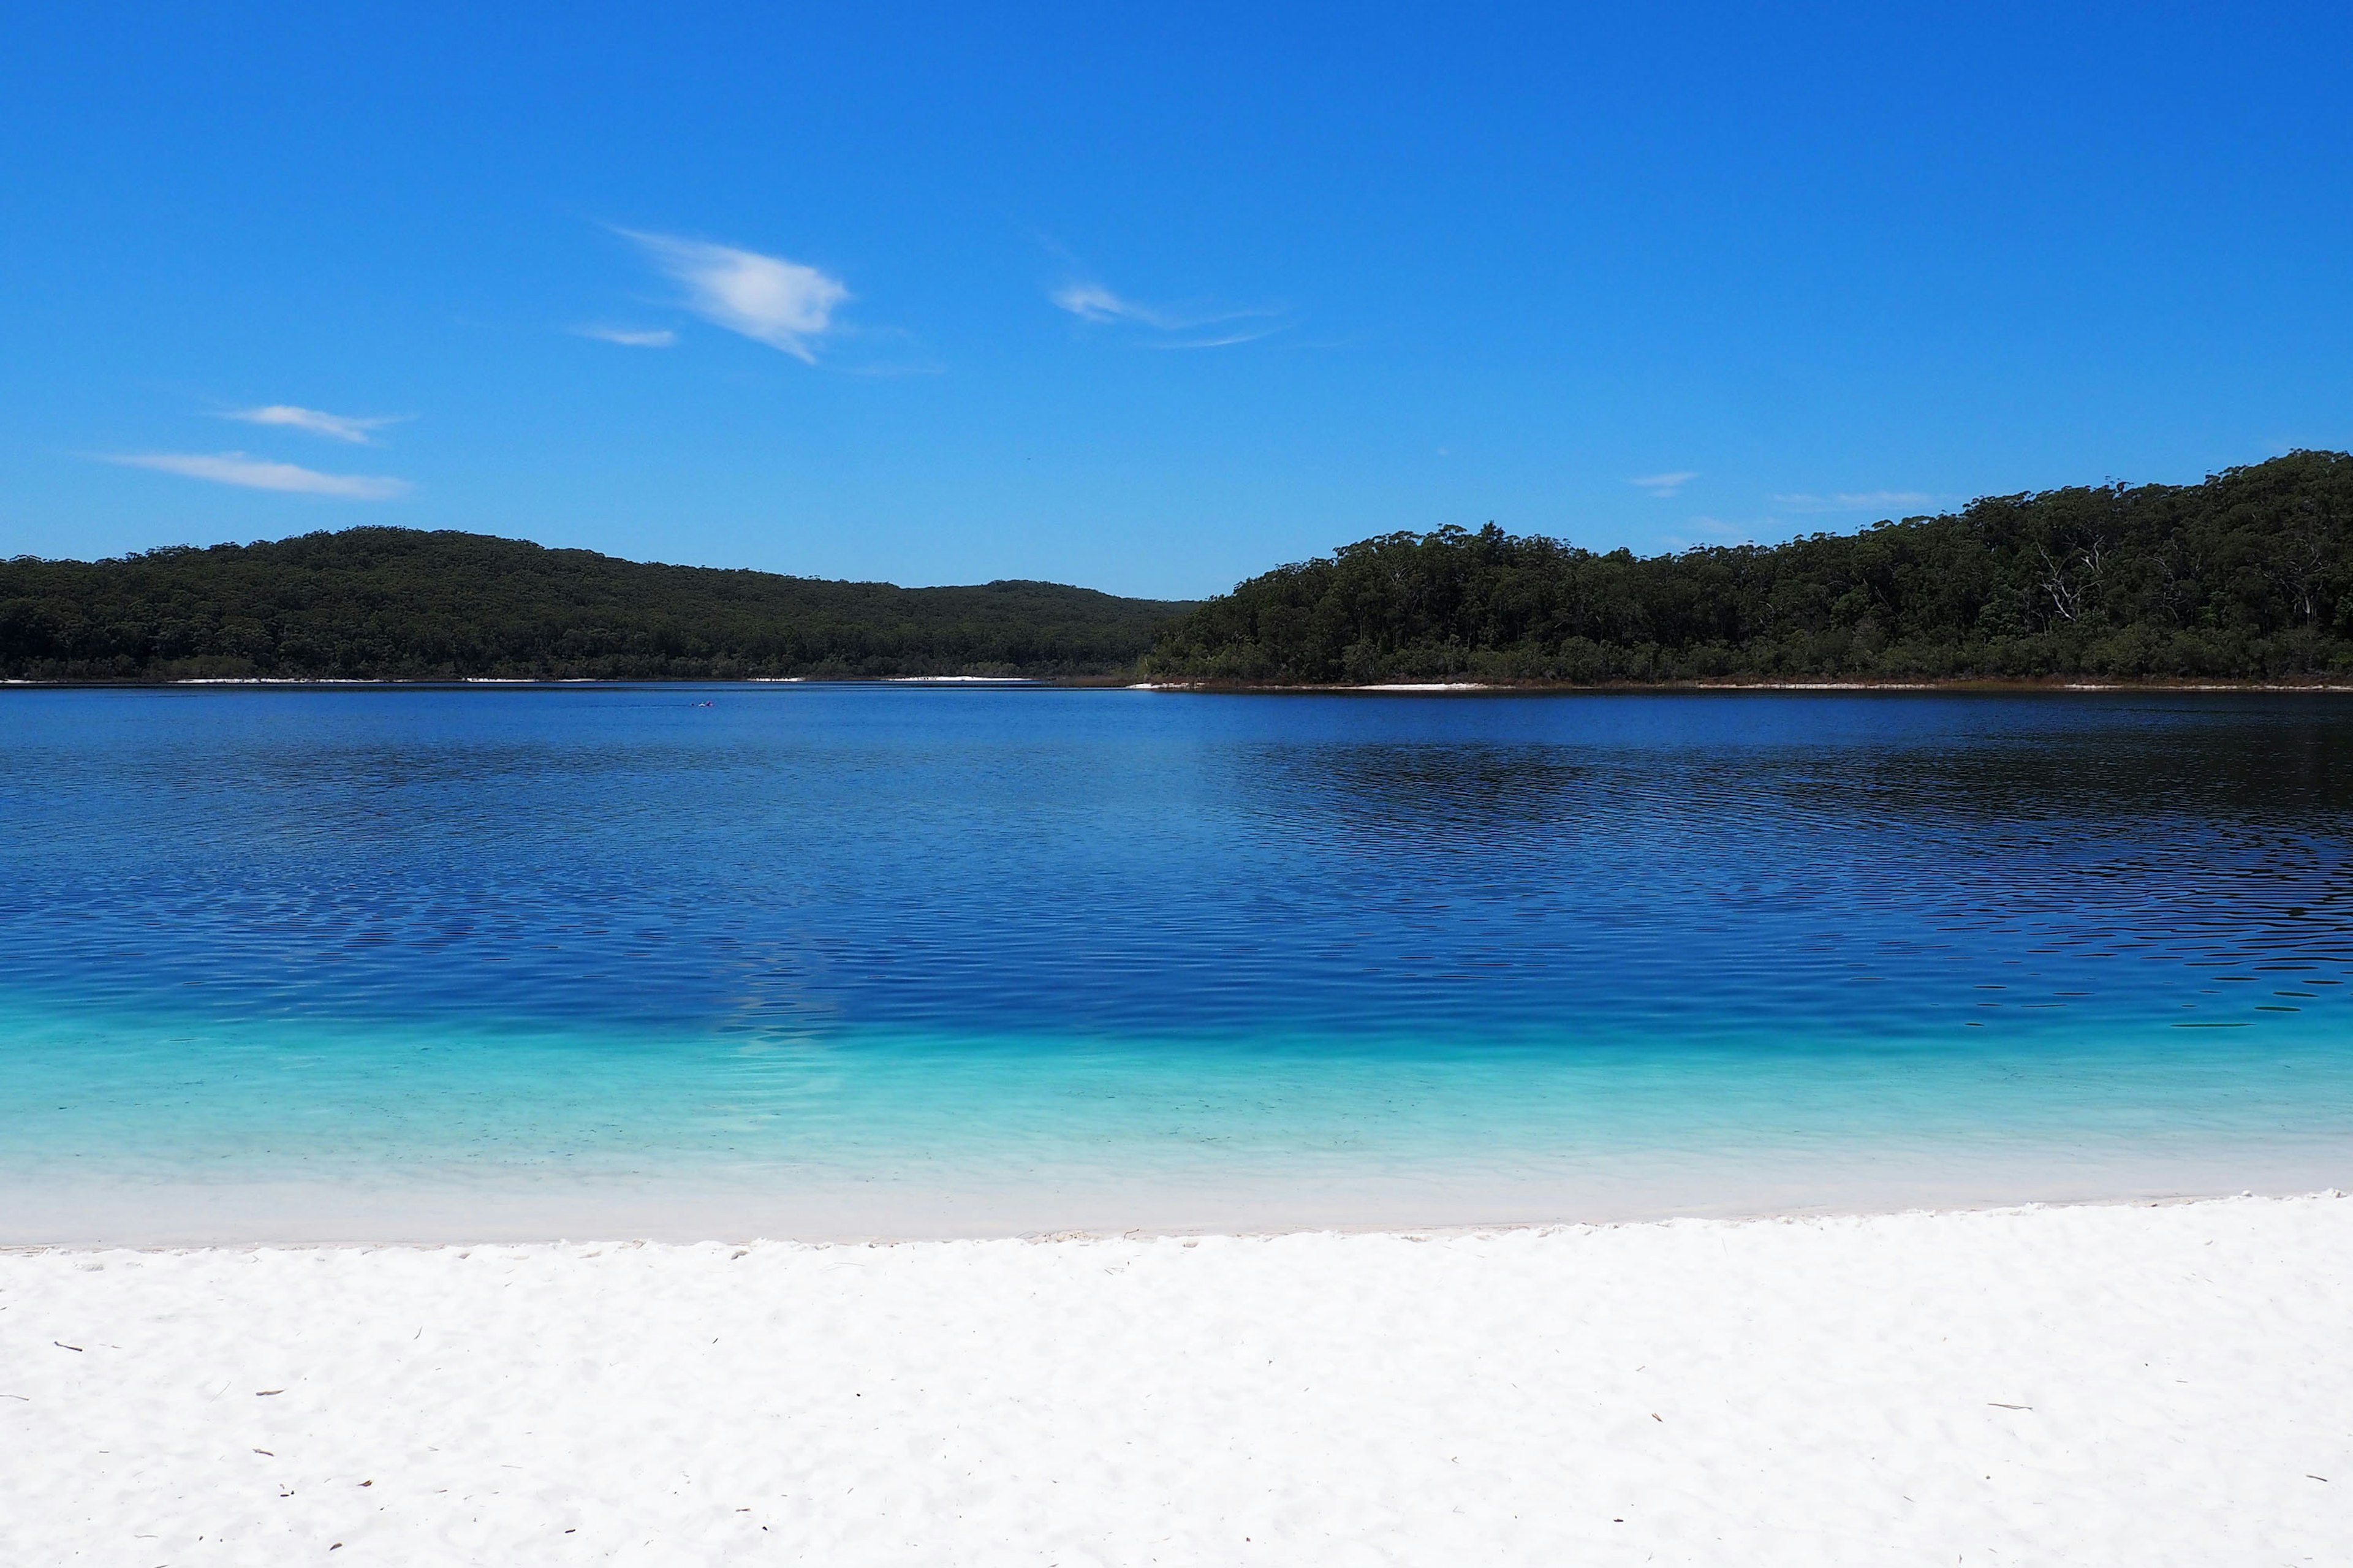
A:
[1211,706,2353,988]
[7,692,2351,1039]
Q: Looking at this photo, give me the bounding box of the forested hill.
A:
[1146,451,2353,685]
[0,529,1194,681]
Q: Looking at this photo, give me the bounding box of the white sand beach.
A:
[5,1194,2349,1565]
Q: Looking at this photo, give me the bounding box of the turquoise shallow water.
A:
[2,686,2349,1239]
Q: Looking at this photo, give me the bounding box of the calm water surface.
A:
[2,686,2349,1238]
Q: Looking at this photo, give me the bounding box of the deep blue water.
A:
[3,685,2351,1238]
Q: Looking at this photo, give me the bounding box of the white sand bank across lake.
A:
[5,1195,2349,1566]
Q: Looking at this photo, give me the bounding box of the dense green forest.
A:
[1145,451,2353,684]
[0,529,1191,680]
[11,451,2352,685]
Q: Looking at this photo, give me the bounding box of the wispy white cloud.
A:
[1148,326,1287,350]
[107,452,410,499]
[620,230,849,362]
[1052,282,1174,328]
[1051,278,1284,347]
[1660,516,1754,551]
[1630,471,1697,498]
[573,324,678,348]
[221,405,404,445]
[1769,489,1934,513]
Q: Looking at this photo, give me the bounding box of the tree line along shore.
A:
[1143,450,2353,686]
[4,450,2348,684]
[0,529,1192,681]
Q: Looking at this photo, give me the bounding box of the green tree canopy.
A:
[1146,451,2353,684]
[0,528,1194,681]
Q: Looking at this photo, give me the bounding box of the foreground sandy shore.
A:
[4,1196,2349,1566]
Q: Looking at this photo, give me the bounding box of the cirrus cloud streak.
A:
[1051,279,1285,347]
[620,230,848,361]
[222,405,404,444]
[573,324,678,348]
[106,452,411,500]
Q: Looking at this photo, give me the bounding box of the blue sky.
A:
[4,3,2349,598]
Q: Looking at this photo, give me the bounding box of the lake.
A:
[3,684,2349,1240]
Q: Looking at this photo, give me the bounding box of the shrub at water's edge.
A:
[0,530,1195,681]
[1146,451,2353,685]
